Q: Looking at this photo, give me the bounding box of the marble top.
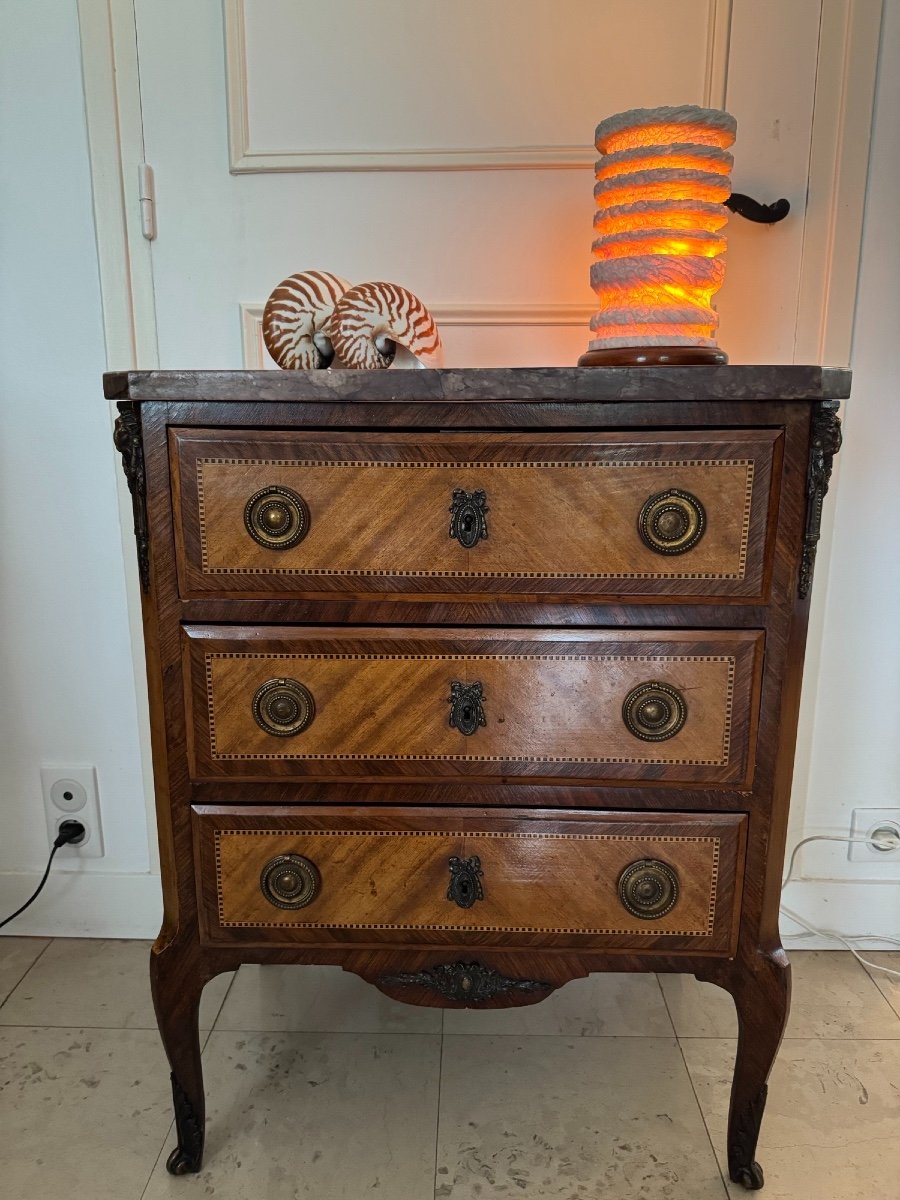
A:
[105,365,851,404]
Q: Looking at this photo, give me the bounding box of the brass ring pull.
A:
[448,681,486,736]
[622,681,687,742]
[252,677,315,737]
[260,854,320,909]
[618,859,679,920]
[638,488,705,555]
[244,485,310,550]
[449,489,488,548]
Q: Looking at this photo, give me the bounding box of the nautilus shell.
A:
[330,281,444,370]
[262,270,351,369]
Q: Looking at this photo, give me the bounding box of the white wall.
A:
[782,0,900,943]
[0,0,159,935]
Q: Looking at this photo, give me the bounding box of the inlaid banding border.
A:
[213,828,721,936]
[204,651,737,766]
[196,456,755,581]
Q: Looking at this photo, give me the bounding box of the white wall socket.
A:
[849,808,900,862]
[41,766,104,858]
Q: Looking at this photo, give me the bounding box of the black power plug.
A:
[55,819,87,848]
[0,819,89,930]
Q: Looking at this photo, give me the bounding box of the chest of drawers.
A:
[109,365,848,1190]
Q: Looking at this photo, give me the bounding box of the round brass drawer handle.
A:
[618,858,679,920]
[244,485,310,550]
[260,854,321,910]
[638,488,705,555]
[252,678,315,737]
[622,681,687,742]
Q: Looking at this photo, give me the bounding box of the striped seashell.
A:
[330,281,444,370]
[262,270,351,369]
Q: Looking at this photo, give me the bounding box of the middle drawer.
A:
[184,626,762,785]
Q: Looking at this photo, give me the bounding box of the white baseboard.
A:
[1,871,895,949]
[0,870,163,939]
[781,879,900,950]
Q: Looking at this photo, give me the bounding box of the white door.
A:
[123,0,862,371]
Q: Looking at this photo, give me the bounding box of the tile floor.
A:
[1,940,899,1199]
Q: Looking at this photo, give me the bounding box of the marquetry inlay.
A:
[204,651,737,766]
[196,456,755,580]
[213,828,722,936]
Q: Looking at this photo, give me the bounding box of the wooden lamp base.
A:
[578,346,728,367]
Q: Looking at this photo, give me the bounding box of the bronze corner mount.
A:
[113,403,150,592]
[799,400,842,599]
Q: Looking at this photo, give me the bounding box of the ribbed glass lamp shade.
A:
[581,106,736,366]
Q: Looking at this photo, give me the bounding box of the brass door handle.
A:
[622,681,687,742]
[252,678,315,737]
[244,484,310,549]
[448,681,486,736]
[449,488,488,548]
[618,859,679,920]
[638,488,705,555]
[260,854,321,909]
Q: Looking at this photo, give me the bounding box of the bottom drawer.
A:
[194,806,746,954]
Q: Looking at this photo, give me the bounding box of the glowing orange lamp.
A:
[579,105,736,367]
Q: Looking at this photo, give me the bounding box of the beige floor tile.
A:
[0,1026,174,1199]
[436,1035,728,1198]
[659,972,737,1037]
[215,962,441,1033]
[444,972,673,1037]
[0,939,232,1030]
[0,936,49,1004]
[860,951,900,1021]
[681,1037,900,1199]
[660,950,900,1039]
[143,1030,441,1199]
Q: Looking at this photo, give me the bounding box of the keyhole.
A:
[462,704,473,723]
[459,879,471,899]
[462,513,474,533]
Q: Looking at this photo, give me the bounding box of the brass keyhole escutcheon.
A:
[260,854,321,910]
[618,859,679,920]
[448,681,486,736]
[449,489,488,549]
[622,681,687,742]
[252,678,315,737]
[637,488,705,555]
[447,856,484,909]
[244,485,310,550]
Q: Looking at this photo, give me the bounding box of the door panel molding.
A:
[239,302,595,368]
[224,0,732,173]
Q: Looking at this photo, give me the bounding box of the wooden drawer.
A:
[171,429,779,600]
[194,806,746,953]
[184,625,762,785]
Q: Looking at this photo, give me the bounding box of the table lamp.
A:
[579,105,736,367]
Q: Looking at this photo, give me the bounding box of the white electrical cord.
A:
[780,833,900,979]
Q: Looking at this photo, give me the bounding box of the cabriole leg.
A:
[722,951,791,1190]
[150,939,207,1175]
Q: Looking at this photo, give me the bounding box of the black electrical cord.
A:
[0,820,86,930]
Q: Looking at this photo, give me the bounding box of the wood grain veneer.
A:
[195,806,745,954]
[183,625,762,784]
[111,366,848,1185]
[171,429,778,599]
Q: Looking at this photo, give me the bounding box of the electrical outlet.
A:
[41,766,104,858]
[849,808,900,862]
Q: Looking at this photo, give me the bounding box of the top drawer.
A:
[171,429,779,601]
